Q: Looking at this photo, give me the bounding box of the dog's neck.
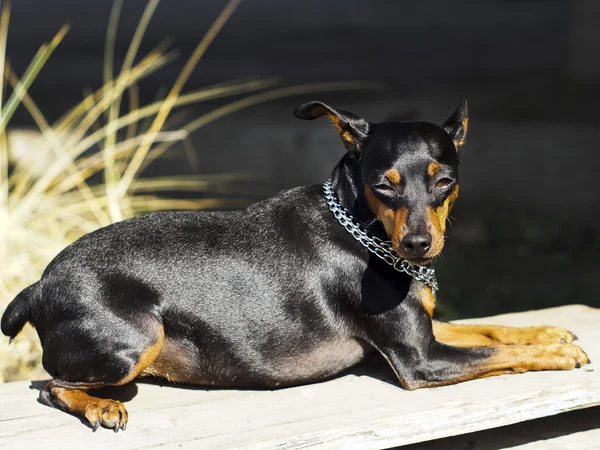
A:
[330,154,388,239]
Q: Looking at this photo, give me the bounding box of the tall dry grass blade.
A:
[103,0,123,111]
[102,0,124,221]
[47,78,278,196]
[51,131,188,196]
[104,0,161,221]
[128,196,248,213]
[0,25,70,132]
[5,66,111,226]
[64,45,176,150]
[117,0,243,198]
[10,50,177,219]
[56,39,173,136]
[2,26,70,207]
[107,0,160,130]
[0,0,11,223]
[106,0,161,145]
[129,177,263,197]
[0,0,9,111]
[126,84,140,142]
[120,0,161,77]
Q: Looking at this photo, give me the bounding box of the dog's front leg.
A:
[374,338,589,390]
[432,321,577,347]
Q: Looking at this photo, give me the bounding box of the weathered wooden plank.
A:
[0,304,598,450]
[402,405,600,449]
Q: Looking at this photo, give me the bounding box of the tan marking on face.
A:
[426,184,459,257]
[427,162,441,177]
[418,286,436,319]
[365,186,408,248]
[391,208,409,248]
[385,168,401,184]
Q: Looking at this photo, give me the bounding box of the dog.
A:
[1,99,589,432]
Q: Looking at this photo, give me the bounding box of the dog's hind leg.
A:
[39,322,164,432]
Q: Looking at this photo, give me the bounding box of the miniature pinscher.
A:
[2,99,589,432]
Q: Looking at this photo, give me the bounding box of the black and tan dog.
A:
[1,99,589,432]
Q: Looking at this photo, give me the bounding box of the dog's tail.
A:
[1,282,41,342]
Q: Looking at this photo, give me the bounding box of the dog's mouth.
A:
[405,256,435,266]
[391,245,438,266]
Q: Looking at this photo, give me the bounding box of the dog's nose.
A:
[401,234,432,257]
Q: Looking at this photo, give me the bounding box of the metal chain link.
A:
[323,180,439,291]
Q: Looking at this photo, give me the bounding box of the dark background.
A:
[7,0,600,318]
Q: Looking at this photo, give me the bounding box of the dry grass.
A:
[0,0,380,383]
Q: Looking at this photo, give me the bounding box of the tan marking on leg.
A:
[483,343,589,373]
[47,385,129,431]
[410,343,589,389]
[142,337,200,384]
[41,324,164,431]
[118,325,165,385]
[433,322,576,347]
[433,322,499,347]
[385,168,401,184]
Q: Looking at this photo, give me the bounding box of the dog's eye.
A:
[374,184,395,194]
[436,178,454,189]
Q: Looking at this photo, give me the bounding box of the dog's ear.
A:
[293,101,369,155]
[442,98,469,152]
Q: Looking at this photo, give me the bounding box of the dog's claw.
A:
[576,361,581,369]
[572,334,579,341]
[91,420,100,432]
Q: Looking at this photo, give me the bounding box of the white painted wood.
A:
[0,304,598,449]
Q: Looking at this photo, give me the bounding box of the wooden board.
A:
[1,304,598,449]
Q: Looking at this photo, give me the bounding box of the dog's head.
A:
[294,99,468,265]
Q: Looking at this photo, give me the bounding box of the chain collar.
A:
[323,179,439,291]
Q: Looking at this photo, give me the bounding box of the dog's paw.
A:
[490,325,577,346]
[525,326,577,345]
[84,399,128,432]
[539,343,590,370]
